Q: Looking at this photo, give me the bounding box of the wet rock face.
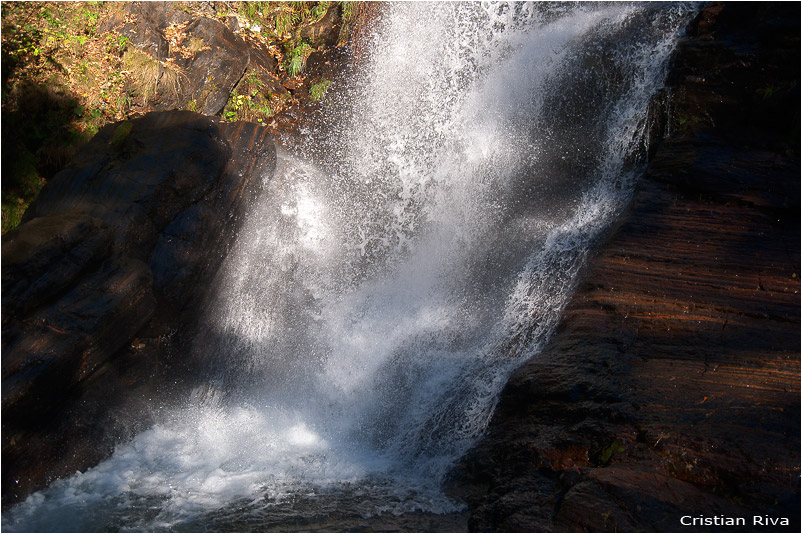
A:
[1,111,275,507]
[2,254,155,421]
[452,3,800,532]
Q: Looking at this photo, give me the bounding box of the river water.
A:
[3,2,694,532]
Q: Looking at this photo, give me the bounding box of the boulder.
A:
[2,256,155,422]
[2,111,275,506]
[299,4,343,47]
[100,2,280,115]
[155,16,251,114]
[1,213,112,321]
[24,111,231,257]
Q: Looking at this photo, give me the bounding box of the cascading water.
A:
[3,3,695,532]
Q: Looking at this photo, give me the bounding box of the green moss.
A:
[598,440,625,465]
[109,120,133,148]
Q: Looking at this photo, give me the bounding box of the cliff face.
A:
[452,3,800,531]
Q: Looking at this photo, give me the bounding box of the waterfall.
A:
[3,3,694,532]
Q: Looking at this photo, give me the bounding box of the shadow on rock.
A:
[2,110,276,508]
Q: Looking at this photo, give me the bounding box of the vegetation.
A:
[214,1,360,124]
[234,0,349,79]
[1,1,125,232]
[309,78,331,102]
[597,440,625,465]
[1,1,363,233]
[237,1,333,41]
[221,70,283,124]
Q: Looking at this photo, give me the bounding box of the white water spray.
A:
[4,3,694,531]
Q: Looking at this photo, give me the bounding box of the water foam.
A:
[3,3,695,531]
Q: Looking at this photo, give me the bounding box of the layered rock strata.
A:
[453,3,800,532]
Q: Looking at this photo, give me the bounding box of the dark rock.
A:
[1,213,112,321]
[306,45,351,85]
[224,15,239,33]
[554,465,752,532]
[112,1,184,60]
[452,3,800,531]
[244,41,281,82]
[2,257,155,423]
[161,17,251,115]
[24,112,231,258]
[299,5,342,47]
[148,120,275,313]
[2,111,275,507]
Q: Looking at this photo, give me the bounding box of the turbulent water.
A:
[4,3,694,532]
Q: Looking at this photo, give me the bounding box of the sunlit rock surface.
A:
[98,1,286,115]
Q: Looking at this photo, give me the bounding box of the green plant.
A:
[250,97,273,118]
[759,85,775,99]
[309,78,331,102]
[246,71,265,88]
[238,1,272,36]
[598,440,625,465]
[1,146,43,234]
[109,120,133,148]
[274,10,300,36]
[223,89,245,121]
[285,41,311,77]
[341,1,354,20]
[106,34,130,56]
[222,74,278,123]
[311,1,330,21]
[291,1,312,20]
